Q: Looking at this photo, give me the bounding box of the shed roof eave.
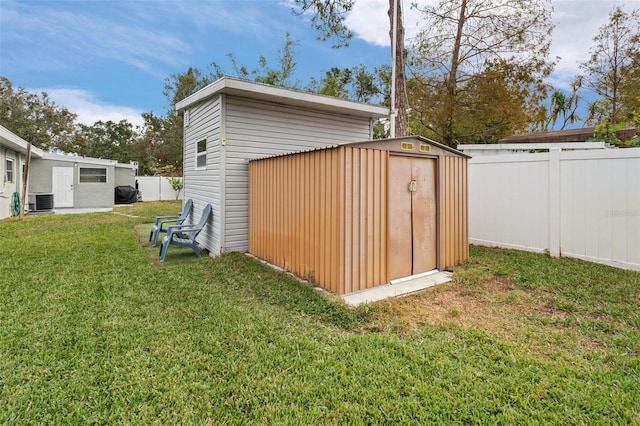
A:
[175,76,390,119]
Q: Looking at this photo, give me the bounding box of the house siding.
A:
[30,159,117,209]
[74,164,115,208]
[183,95,223,254]
[114,167,136,187]
[223,96,374,253]
[0,147,23,219]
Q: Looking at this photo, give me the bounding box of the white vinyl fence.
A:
[136,176,183,201]
[469,148,640,271]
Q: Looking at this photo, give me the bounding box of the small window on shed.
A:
[5,159,14,183]
[79,167,107,183]
[196,139,207,169]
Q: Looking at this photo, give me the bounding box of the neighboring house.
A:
[457,127,635,157]
[29,153,136,212]
[0,125,43,219]
[176,76,389,256]
[0,124,137,217]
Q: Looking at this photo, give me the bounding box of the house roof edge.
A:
[0,125,45,158]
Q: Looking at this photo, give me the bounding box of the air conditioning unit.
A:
[28,193,54,211]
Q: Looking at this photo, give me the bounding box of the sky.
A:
[1,0,638,129]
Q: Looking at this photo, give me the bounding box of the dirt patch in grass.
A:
[132,223,163,265]
[133,223,211,266]
[366,272,600,359]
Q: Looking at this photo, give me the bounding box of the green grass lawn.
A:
[1,201,639,424]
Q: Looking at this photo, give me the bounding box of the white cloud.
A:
[550,1,634,88]
[343,0,640,88]
[345,0,425,47]
[1,0,191,76]
[33,88,145,128]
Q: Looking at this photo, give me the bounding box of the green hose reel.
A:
[10,192,21,216]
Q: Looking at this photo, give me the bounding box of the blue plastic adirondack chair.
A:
[159,203,212,263]
[149,199,193,247]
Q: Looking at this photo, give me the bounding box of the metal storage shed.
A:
[248,136,470,295]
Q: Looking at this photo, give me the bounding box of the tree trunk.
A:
[389,0,409,137]
[443,0,467,146]
[611,13,620,124]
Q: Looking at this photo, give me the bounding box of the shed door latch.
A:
[408,180,417,192]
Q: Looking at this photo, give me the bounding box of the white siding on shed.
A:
[223,96,374,253]
[183,95,222,254]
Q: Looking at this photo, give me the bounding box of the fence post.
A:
[549,148,561,257]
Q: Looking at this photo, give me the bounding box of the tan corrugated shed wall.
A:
[341,147,389,293]
[441,156,469,269]
[249,146,389,294]
[249,137,468,295]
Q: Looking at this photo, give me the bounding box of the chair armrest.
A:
[157,217,183,228]
[154,214,180,226]
[166,224,201,237]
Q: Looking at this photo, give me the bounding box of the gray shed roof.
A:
[176,76,390,119]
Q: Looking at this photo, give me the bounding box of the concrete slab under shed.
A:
[342,270,453,306]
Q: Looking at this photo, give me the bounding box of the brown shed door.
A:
[387,156,437,280]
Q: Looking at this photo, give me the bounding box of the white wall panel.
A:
[469,153,550,252]
[137,176,183,201]
[560,152,640,268]
[469,148,640,271]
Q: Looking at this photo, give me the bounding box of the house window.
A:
[79,167,107,183]
[5,159,14,183]
[196,139,207,169]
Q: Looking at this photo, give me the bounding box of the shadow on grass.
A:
[133,224,372,331]
[212,253,373,331]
